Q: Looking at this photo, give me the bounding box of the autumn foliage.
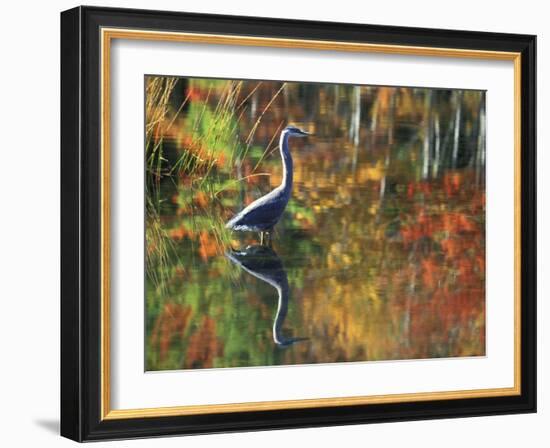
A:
[145,78,486,370]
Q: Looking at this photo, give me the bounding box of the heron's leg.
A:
[266,231,273,248]
[260,232,265,245]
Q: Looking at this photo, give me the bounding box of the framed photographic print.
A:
[60,6,536,441]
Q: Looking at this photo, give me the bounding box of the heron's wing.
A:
[228,190,287,229]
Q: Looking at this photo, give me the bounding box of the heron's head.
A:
[284,125,310,137]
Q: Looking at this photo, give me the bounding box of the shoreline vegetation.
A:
[145,77,288,288]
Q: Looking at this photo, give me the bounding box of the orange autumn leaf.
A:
[169,226,186,241]
[215,152,226,167]
[440,238,460,257]
[194,191,209,208]
[198,231,220,261]
[458,213,477,232]
[184,316,223,369]
[150,304,193,362]
[443,172,463,196]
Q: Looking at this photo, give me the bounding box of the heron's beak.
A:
[299,130,311,137]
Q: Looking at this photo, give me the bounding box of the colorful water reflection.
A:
[145,77,486,371]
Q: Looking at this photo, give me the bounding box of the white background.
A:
[0,0,547,447]
[111,40,515,409]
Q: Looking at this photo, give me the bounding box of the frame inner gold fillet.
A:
[100,27,522,420]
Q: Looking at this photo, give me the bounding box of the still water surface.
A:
[145,79,486,371]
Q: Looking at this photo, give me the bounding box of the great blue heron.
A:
[225,125,310,244]
[225,245,307,347]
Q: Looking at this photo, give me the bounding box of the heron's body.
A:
[225,126,308,236]
[224,185,290,232]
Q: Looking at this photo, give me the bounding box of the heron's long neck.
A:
[279,132,293,193]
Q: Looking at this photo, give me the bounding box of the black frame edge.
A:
[61,6,83,442]
[519,34,537,414]
[60,5,537,442]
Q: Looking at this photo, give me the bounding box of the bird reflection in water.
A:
[225,245,308,347]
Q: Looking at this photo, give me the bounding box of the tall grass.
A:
[146,76,180,187]
[145,76,179,289]
[145,76,287,287]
